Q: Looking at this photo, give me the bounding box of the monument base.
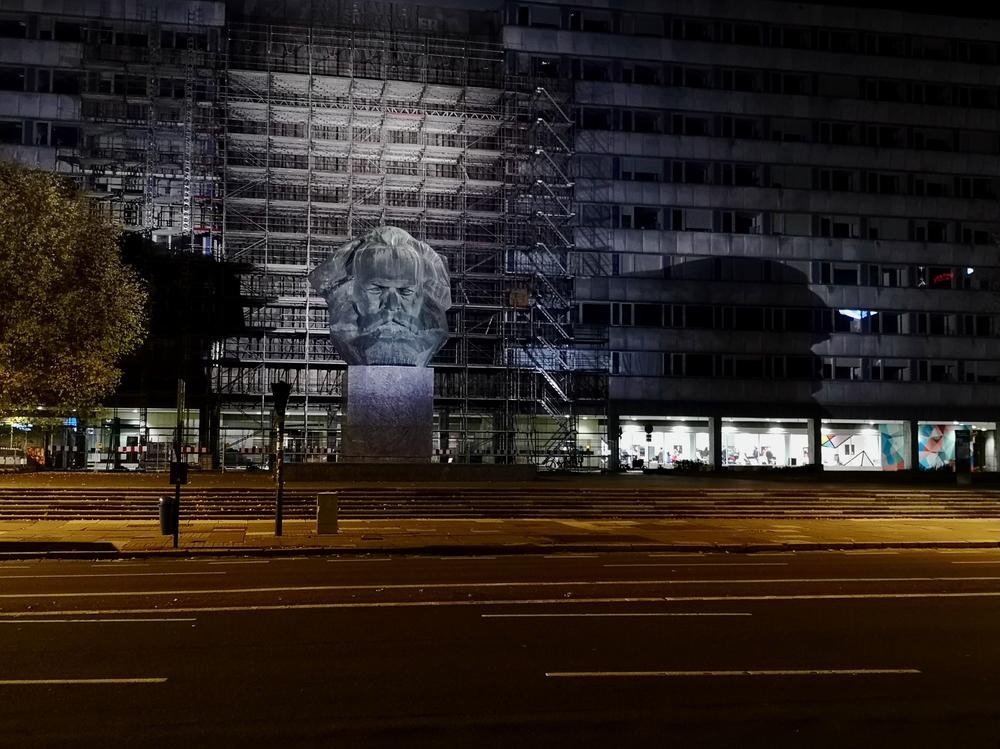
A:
[342,365,433,463]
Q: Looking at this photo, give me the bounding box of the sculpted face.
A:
[308,227,451,367]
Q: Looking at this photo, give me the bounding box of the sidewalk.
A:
[1,517,998,558]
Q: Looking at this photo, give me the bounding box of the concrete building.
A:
[3,0,1000,472]
[504,0,1000,472]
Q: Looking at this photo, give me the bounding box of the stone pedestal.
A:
[342,365,433,463]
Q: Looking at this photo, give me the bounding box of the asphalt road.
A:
[0,549,998,748]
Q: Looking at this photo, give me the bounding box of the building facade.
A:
[3,0,1000,472]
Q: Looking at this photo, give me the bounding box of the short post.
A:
[271,381,292,537]
[317,492,339,534]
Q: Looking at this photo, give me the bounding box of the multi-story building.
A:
[4,0,1000,473]
[505,0,1000,472]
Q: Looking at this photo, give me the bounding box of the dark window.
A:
[786,357,816,379]
[0,120,22,144]
[785,309,812,332]
[634,304,662,327]
[734,358,763,378]
[685,305,713,328]
[50,125,79,148]
[734,308,764,331]
[633,207,659,230]
[580,303,610,325]
[52,70,81,95]
[581,108,612,130]
[0,19,26,38]
[685,354,713,376]
[0,66,24,91]
[833,267,858,285]
[53,21,82,42]
[733,24,762,45]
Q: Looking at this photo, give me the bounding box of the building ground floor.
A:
[2,404,995,474]
[610,414,996,473]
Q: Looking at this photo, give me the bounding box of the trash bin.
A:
[159,495,177,535]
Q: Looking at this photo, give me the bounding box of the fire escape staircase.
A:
[520,85,582,468]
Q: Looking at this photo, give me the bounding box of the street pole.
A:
[271,381,291,537]
[172,378,186,549]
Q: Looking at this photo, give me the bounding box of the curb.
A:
[1,540,997,560]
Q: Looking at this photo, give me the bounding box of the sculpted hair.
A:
[309,226,451,314]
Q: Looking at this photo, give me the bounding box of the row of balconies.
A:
[578,277,1000,315]
[575,179,998,223]
[609,328,1000,361]
[575,229,993,270]
[576,130,1000,179]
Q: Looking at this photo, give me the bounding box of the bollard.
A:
[317,493,338,534]
[159,495,177,535]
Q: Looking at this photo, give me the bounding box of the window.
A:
[579,59,611,81]
[532,57,559,78]
[527,5,560,28]
[53,21,82,42]
[0,120,22,144]
[0,19,26,38]
[52,70,81,95]
[0,66,24,91]
[634,304,662,327]
[685,306,713,328]
[580,303,610,325]
[685,354,713,377]
[580,108,612,130]
[621,13,664,37]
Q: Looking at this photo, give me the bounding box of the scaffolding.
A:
[215,22,606,467]
[63,10,221,248]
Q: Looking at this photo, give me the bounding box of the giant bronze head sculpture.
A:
[308,226,452,367]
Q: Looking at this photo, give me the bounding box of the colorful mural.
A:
[917,424,956,470]
[878,423,907,471]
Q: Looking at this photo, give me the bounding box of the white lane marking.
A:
[1,591,996,618]
[0,678,167,685]
[0,572,225,580]
[0,618,196,624]
[0,575,995,600]
[951,561,1000,565]
[90,563,149,568]
[481,612,751,618]
[437,556,497,560]
[206,561,269,565]
[545,669,920,678]
[605,563,788,568]
[544,554,599,559]
[0,565,31,569]
[326,558,392,563]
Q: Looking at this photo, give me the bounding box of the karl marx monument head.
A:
[308,226,452,367]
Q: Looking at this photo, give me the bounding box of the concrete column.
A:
[993,424,1000,473]
[710,416,723,469]
[908,420,920,471]
[808,417,823,468]
[607,412,620,472]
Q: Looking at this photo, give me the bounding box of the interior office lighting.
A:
[839,309,878,320]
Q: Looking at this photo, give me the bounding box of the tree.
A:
[0,162,147,414]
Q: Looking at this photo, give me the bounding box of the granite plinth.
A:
[342,365,434,463]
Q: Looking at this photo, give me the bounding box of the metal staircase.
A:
[506,82,585,469]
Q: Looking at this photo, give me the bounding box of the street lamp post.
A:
[271,381,291,536]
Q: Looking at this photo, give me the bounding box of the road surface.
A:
[0,549,997,747]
